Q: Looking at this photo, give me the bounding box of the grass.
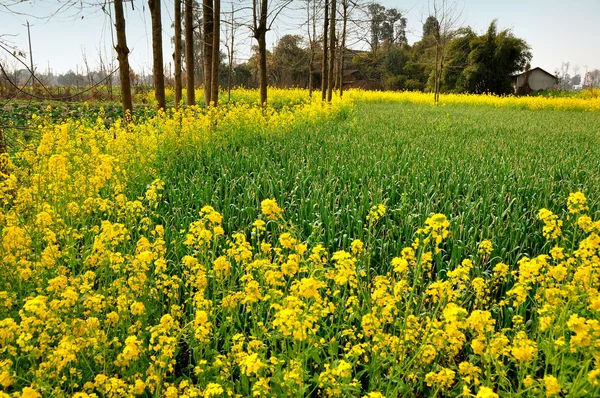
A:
[157,102,600,269]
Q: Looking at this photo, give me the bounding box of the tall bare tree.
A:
[252,0,268,106]
[174,0,183,107]
[338,0,349,97]
[305,0,319,97]
[251,0,292,106]
[202,0,214,106]
[113,0,132,115]
[149,0,166,109]
[321,0,329,101]
[224,3,237,102]
[210,0,220,106]
[97,46,115,100]
[429,0,462,103]
[185,0,196,105]
[326,0,335,102]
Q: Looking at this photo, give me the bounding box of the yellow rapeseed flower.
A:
[543,375,561,397]
[478,240,493,256]
[261,198,284,220]
[366,204,386,223]
[567,191,588,214]
[476,386,499,398]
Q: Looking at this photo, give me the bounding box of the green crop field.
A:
[1,93,600,397]
[157,103,600,267]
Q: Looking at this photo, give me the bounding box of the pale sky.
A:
[1,0,599,76]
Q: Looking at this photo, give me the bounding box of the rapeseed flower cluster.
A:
[366,204,386,224]
[1,192,598,396]
[344,89,600,111]
[151,86,600,112]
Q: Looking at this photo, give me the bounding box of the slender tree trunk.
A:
[327,0,336,102]
[434,41,440,103]
[307,22,313,95]
[185,0,195,105]
[307,0,317,98]
[113,0,132,116]
[308,55,314,97]
[339,1,347,98]
[253,0,268,106]
[333,50,339,89]
[436,51,444,102]
[227,4,234,102]
[174,0,183,107]
[321,0,329,101]
[203,0,214,106]
[149,0,166,110]
[210,0,220,105]
[438,52,445,102]
[257,28,268,106]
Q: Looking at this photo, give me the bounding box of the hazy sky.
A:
[2,0,599,76]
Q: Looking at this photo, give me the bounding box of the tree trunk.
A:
[434,41,440,103]
[113,0,133,116]
[174,0,183,107]
[253,0,268,106]
[202,0,214,106]
[308,56,314,97]
[438,52,445,101]
[149,0,166,110]
[184,0,195,105]
[257,28,268,106]
[327,0,335,102]
[210,0,220,106]
[321,0,329,101]
[307,0,316,98]
[339,1,347,98]
[227,4,234,102]
[333,49,339,89]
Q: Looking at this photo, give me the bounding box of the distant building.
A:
[512,67,558,94]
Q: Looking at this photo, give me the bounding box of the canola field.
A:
[1,89,600,397]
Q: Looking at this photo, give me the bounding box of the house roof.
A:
[512,67,558,80]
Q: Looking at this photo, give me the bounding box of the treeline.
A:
[2,0,534,111]
[238,18,531,96]
[179,1,533,99]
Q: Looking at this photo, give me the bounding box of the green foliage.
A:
[383,44,409,77]
[353,16,530,95]
[458,21,532,94]
[439,28,477,92]
[422,15,440,38]
[366,3,407,51]
[352,51,384,82]
[272,35,309,87]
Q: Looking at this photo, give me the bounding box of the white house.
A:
[512,67,558,93]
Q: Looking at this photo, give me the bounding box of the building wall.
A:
[515,70,557,91]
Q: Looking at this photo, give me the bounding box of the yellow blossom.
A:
[476,386,499,398]
[261,199,284,220]
[478,240,493,256]
[543,375,561,397]
[366,204,386,223]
